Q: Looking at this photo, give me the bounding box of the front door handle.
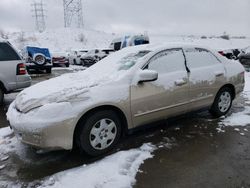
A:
[175,79,187,86]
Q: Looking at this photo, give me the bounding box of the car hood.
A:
[15,68,128,113]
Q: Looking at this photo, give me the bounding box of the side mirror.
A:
[137,69,158,83]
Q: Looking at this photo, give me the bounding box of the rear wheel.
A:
[210,87,233,117]
[0,88,4,105]
[77,110,122,156]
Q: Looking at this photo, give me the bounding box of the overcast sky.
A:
[0,0,249,36]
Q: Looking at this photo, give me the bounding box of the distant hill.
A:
[3,28,115,52]
[1,28,250,52]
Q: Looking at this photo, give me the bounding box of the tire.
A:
[77,110,122,156]
[0,88,4,105]
[46,68,52,74]
[66,63,69,67]
[34,54,46,65]
[210,87,233,117]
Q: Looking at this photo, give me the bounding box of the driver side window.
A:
[147,49,186,74]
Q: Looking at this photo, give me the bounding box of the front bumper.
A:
[8,103,76,150]
[12,119,75,150]
[26,63,52,70]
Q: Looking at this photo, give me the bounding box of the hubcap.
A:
[89,118,117,150]
[218,91,231,113]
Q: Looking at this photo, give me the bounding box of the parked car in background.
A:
[238,46,250,66]
[51,52,70,67]
[218,48,242,60]
[69,49,88,65]
[81,48,114,67]
[109,34,150,51]
[0,41,31,105]
[21,46,53,74]
[7,44,244,156]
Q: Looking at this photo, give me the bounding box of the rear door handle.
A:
[175,79,187,86]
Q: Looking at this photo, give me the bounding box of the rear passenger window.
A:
[0,43,21,61]
[147,49,186,74]
[184,48,220,69]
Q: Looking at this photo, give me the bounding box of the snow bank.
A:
[0,127,16,155]
[37,143,156,188]
[9,28,114,52]
[150,35,250,50]
[220,106,250,127]
[0,127,27,158]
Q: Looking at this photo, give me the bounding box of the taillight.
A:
[218,51,224,56]
[17,63,27,75]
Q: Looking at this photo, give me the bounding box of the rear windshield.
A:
[0,43,21,61]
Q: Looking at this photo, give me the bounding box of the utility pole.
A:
[63,0,83,28]
[31,0,46,32]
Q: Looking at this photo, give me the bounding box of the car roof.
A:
[123,43,212,53]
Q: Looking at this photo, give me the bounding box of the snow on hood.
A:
[14,45,151,113]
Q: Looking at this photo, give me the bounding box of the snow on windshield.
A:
[118,50,150,70]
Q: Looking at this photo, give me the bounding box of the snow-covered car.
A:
[0,41,31,104]
[238,46,250,66]
[51,52,70,67]
[109,34,150,51]
[7,44,245,156]
[80,49,114,67]
[69,49,88,65]
[218,48,242,60]
[22,46,53,74]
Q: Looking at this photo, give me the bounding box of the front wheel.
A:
[210,87,233,117]
[77,110,122,156]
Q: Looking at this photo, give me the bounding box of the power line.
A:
[63,0,83,28]
[31,0,46,32]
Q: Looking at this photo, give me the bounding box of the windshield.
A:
[85,46,152,80]
[118,51,151,70]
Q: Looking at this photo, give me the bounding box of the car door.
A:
[183,48,226,111]
[130,48,189,127]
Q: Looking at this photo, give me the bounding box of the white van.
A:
[109,34,150,51]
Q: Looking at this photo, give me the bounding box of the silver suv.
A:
[0,41,31,104]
